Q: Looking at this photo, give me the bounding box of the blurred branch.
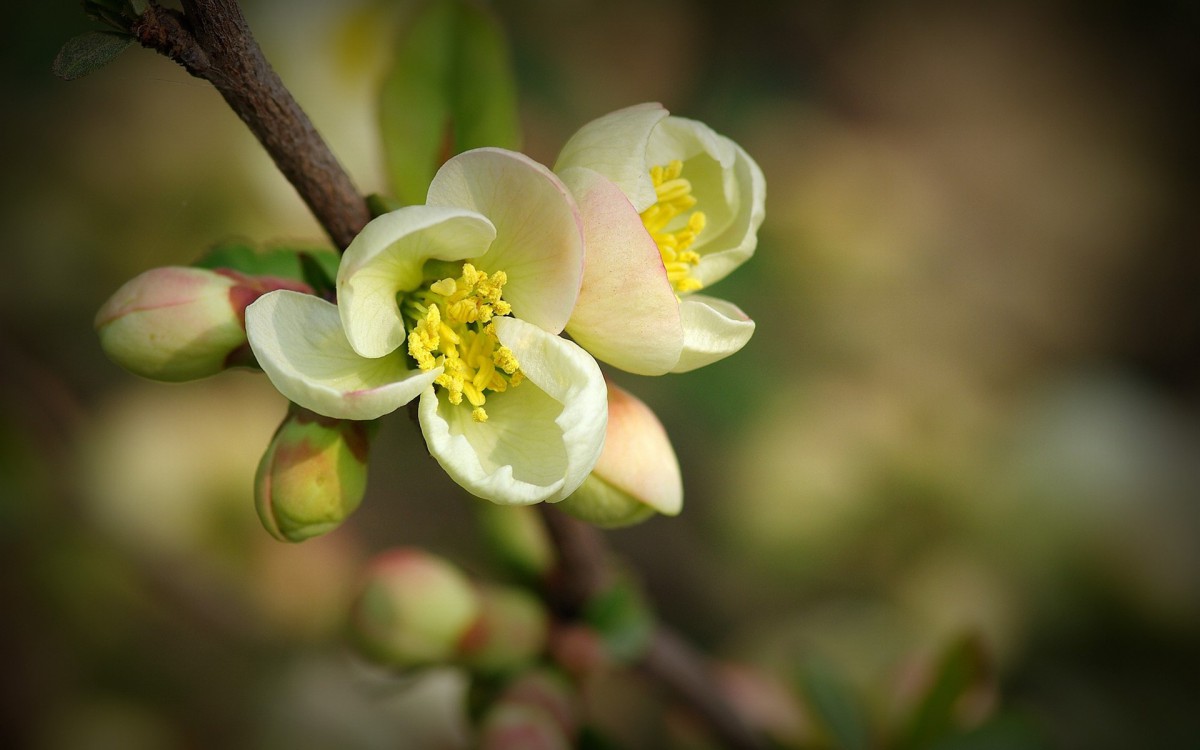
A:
[538,505,767,750]
[131,0,369,250]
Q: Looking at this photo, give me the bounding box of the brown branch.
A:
[537,506,766,750]
[128,3,762,746]
[132,1,370,250]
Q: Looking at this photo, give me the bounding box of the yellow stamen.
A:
[640,160,705,294]
[403,263,524,421]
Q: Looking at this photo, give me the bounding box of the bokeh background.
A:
[3,0,1199,748]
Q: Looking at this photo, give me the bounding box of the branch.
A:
[132,1,370,250]
[537,506,766,750]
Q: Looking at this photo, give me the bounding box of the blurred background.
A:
[3,0,1199,747]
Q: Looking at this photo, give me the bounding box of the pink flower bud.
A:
[478,669,580,749]
[558,380,682,527]
[348,549,481,669]
[255,407,373,543]
[456,585,549,674]
[95,266,307,382]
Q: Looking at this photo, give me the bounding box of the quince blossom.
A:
[245,149,606,506]
[554,102,765,375]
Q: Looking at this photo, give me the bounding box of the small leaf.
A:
[583,577,654,664]
[797,660,873,750]
[52,31,133,81]
[299,252,337,301]
[192,241,340,287]
[380,0,521,204]
[896,634,994,750]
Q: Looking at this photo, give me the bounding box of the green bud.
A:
[349,549,481,669]
[475,503,555,579]
[95,266,308,382]
[558,381,682,528]
[255,407,373,542]
[457,585,549,675]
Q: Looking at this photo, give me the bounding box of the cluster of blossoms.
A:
[97,103,764,533]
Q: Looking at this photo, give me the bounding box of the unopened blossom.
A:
[246,149,606,506]
[554,102,765,374]
[558,380,682,528]
[255,406,373,542]
[95,266,307,382]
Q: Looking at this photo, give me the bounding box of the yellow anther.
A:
[641,160,705,294]
[401,261,523,417]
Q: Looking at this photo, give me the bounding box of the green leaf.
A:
[896,635,993,750]
[192,241,340,288]
[797,660,872,750]
[298,252,337,300]
[583,578,655,664]
[52,31,133,81]
[380,0,521,204]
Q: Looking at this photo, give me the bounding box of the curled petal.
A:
[671,295,756,373]
[418,317,607,505]
[692,139,766,288]
[427,148,585,334]
[246,291,440,420]
[553,102,668,213]
[337,206,497,358]
[560,167,683,375]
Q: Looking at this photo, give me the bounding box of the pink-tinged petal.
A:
[558,380,682,527]
[427,148,584,334]
[593,381,682,517]
[560,167,684,375]
[417,318,607,505]
[671,295,756,373]
[246,290,440,421]
[554,102,668,212]
[337,205,497,358]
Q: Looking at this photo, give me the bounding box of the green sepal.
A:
[298,252,337,301]
[192,241,340,289]
[582,576,654,664]
[52,31,133,80]
[380,0,521,204]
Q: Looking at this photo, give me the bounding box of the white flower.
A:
[554,102,765,375]
[246,149,607,506]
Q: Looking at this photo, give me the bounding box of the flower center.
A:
[640,160,705,294]
[402,263,523,423]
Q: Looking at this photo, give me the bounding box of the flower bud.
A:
[478,670,579,750]
[255,407,374,543]
[475,503,555,579]
[348,549,481,669]
[457,585,549,675]
[558,381,682,528]
[95,266,307,382]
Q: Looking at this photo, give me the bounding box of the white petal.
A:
[426,148,584,334]
[553,103,668,213]
[560,167,684,375]
[671,295,756,373]
[247,290,440,420]
[337,206,497,358]
[694,140,766,288]
[418,318,607,505]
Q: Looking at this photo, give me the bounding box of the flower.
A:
[95,266,307,382]
[245,148,607,506]
[557,379,683,528]
[553,102,765,375]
